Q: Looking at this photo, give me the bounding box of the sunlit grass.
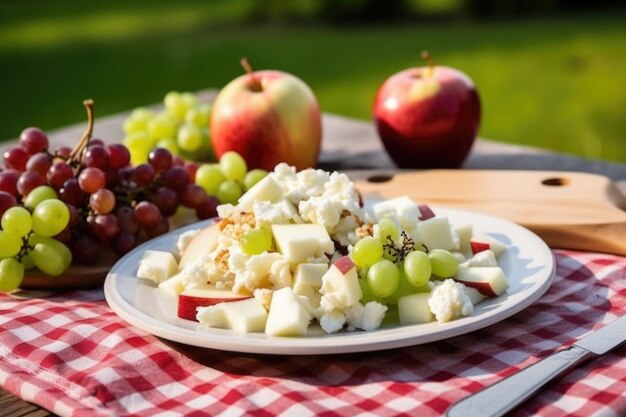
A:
[1,2,625,162]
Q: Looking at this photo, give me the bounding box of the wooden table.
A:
[2,95,626,416]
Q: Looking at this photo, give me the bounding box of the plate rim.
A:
[104,207,555,355]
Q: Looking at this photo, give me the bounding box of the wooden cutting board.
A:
[352,169,626,257]
[20,169,626,291]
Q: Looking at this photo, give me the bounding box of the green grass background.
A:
[1,1,625,162]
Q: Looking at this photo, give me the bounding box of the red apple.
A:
[211,58,322,171]
[373,52,480,168]
[454,267,508,297]
[178,288,252,321]
[470,241,491,255]
[178,223,220,269]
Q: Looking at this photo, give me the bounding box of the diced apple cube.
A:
[179,225,220,269]
[455,266,509,297]
[417,204,435,220]
[197,298,268,333]
[265,287,313,337]
[418,216,457,251]
[271,224,333,263]
[238,175,283,210]
[470,234,507,257]
[178,288,253,321]
[158,271,186,297]
[398,293,434,325]
[453,222,473,255]
[137,250,178,284]
[320,256,362,311]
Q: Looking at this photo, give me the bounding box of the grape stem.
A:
[240,57,263,92]
[68,99,95,168]
[421,51,435,77]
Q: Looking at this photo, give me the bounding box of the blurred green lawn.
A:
[1,0,625,162]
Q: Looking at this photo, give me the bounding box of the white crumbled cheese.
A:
[428,279,474,322]
[295,168,330,198]
[269,258,293,289]
[332,214,361,247]
[299,196,344,233]
[216,203,241,219]
[230,251,284,294]
[345,302,388,331]
[320,310,346,334]
[461,250,498,268]
[253,199,301,226]
[137,265,166,283]
[254,288,273,311]
[181,254,212,288]
[175,229,199,258]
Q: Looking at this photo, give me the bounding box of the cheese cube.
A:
[453,222,473,255]
[158,271,186,296]
[238,175,283,210]
[265,287,313,337]
[197,298,268,333]
[470,234,507,257]
[418,216,457,251]
[137,250,178,284]
[271,224,333,263]
[293,263,327,293]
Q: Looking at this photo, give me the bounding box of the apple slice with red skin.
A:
[418,204,435,221]
[333,256,355,275]
[179,223,220,269]
[470,241,491,255]
[454,267,508,297]
[178,288,253,321]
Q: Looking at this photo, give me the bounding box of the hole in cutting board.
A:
[367,174,393,183]
[541,177,569,186]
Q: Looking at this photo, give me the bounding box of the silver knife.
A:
[446,314,626,417]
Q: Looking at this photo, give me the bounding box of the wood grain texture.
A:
[353,169,626,256]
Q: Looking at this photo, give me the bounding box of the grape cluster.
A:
[123,91,214,165]
[0,100,223,292]
[352,218,460,303]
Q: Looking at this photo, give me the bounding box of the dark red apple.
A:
[373,52,481,168]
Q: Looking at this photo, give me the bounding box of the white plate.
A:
[104,207,555,355]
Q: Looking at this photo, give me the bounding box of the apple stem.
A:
[421,51,435,76]
[240,57,263,92]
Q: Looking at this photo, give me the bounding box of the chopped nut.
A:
[356,222,374,238]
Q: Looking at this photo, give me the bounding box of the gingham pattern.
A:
[1,250,626,417]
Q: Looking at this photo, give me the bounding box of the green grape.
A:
[124,131,154,165]
[195,164,225,195]
[32,199,69,237]
[219,151,247,181]
[123,117,146,134]
[358,277,384,304]
[21,254,35,271]
[177,123,202,152]
[130,107,156,122]
[156,138,180,154]
[351,236,383,268]
[428,249,460,278]
[164,91,186,120]
[384,269,429,306]
[0,230,22,258]
[181,92,199,109]
[217,180,243,205]
[241,228,272,255]
[24,185,57,210]
[404,251,432,287]
[367,259,400,298]
[29,242,66,276]
[148,113,178,141]
[378,218,399,243]
[381,306,400,327]
[2,206,32,237]
[185,104,211,128]
[0,258,24,292]
[30,234,72,270]
[243,169,268,191]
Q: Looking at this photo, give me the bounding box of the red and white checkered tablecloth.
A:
[1,249,626,417]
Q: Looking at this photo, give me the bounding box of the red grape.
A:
[184,162,199,182]
[84,145,108,168]
[47,162,73,189]
[151,187,179,216]
[107,144,130,169]
[17,171,45,196]
[78,167,106,193]
[111,231,135,256]
[134,201,161,228]
[0,170,19,196]
[53,228,72,244]
[90,188,116,214]
[55,146,72,159]
[91,213,120,240]
[148,148,172,172]
[26,152,52,177]
[196,196,219,220]
[19,127,49,154]
[116,206,139,235]
[104,166,120,188]
[59,178,86,205]
[3,147,29,171]
[180,184,207,209]
[71,234,99,264]
[133,163,156,187]
[67,203,80,227]
[161,166,189,189]
[172,155,185,167]
[0,191,17,218]
[145,216,169,239]
[88,139,105,148]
